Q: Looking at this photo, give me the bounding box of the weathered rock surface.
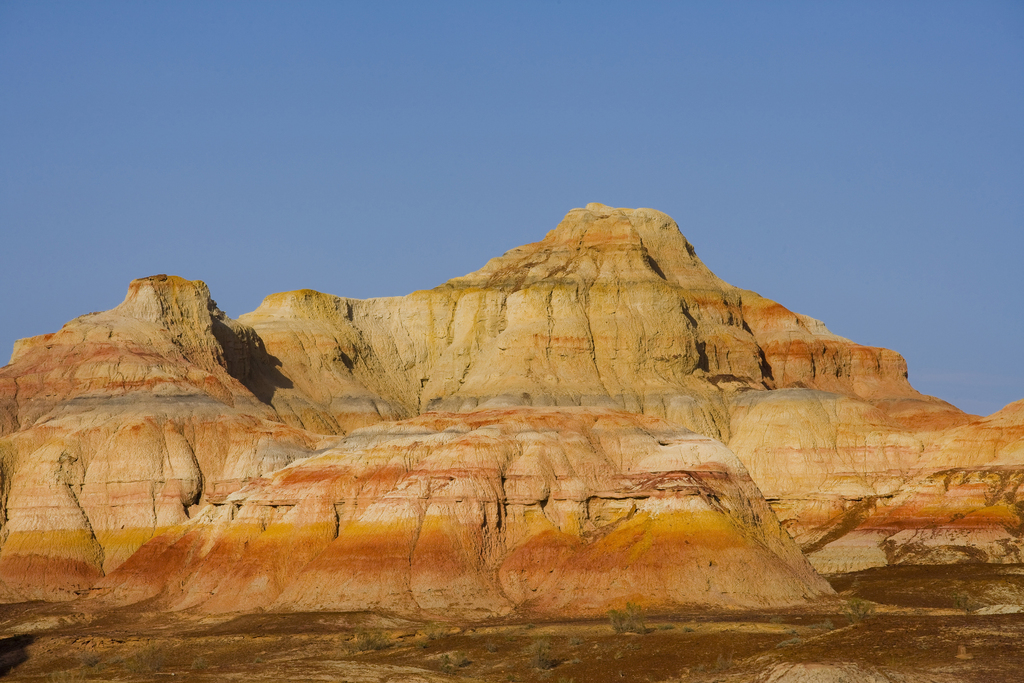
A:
[240,204,963,441]
[94,408,832,617]
[753,662,955,683]
[0,276,324,600]
[233,204,993,570]
[806,399,1024,573]
[0,204,1019,605]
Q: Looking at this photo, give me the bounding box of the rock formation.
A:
[94,408,832,617]
[0,276,323,600]
[0,203,1019,606]
[233,204,989,571]
[805,399,1024,572]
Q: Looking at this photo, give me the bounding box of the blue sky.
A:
[1,1,1021,416]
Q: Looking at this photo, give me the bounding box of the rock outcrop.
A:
[233,204,987,570]
[94,408,832,617]
[0,204,1019,605]
[0,276,323,600]
[240,204,963,441]
[806,399,1024,572]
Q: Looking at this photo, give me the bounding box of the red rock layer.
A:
[95,408,832,618]
[806,400,1024,572]
[0,276,323,600]
[1,204,1017,606]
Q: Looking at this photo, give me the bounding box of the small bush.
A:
[125,644,164,673]
[776,637,803,648]
[843,597,876,624]
[440,651,470,673]
[713,651,734,671]
[76,652,101,668]
[253,655,264,664]
[682,626,695,633]
[953,591,983,615]
[608,602,647,634]
[191,656,209,670]
[485,640,498,653]
[568,635,583,646]
[425,622,448,640]
[528,638,557,670]
[810,619,834,630]
[769,615,784,624]
[657,623,674,630]
[47,671,85,683]
[351,628,392,652]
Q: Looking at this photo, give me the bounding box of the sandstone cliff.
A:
[805,399,1024,572]
[0,276,323,600]
[234,204,982,570]
[0,204,1018,606]
[240,204,963,441]
[94,408,832,617]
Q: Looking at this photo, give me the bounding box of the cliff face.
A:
[805,399,1024,572]
[235,204,984,571]
[0,276,323,600]
[94,408,832,618]
[0,204,1018,606]
[240,204,959,441]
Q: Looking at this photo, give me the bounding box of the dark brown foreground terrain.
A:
[1,566,1022,682]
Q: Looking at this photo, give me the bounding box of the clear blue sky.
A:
[1,1,1021,416]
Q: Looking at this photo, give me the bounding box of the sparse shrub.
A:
[769,615,784,624]
[810,619,834,630]
[439,651,470,673]
[953,591,983,615]
[351,628,391,652]
[843,597,876,624]
[76,652,101,668]
[657,623,674,630]
[125,644,164,673]
[682,626,695,633]
[253,655,264,664]
[425,622,447,640]
[485,640,498,653]
[557,678,576,683]
[776,637,802,648]
[47,671,85,683]
[608,602,647,634]
[191,656,209,670]
[713,651,734,671]
[568,635,583,646]
[528,638,557,670]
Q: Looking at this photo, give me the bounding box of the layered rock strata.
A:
[233,204,986,569]
[240,204,964,442]
[95,408,832,617]
[0,204,1019,605]
[0,276,323,600]
[805,399,1024,572]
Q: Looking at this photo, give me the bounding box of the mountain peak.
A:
[452,204,721,290]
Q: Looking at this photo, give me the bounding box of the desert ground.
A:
[2,564,1022,683]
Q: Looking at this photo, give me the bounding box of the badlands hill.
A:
[0,203,1019,611]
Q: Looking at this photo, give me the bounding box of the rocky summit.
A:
[0,204,1020,612]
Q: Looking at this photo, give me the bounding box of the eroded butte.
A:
[0,203,1019,615]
